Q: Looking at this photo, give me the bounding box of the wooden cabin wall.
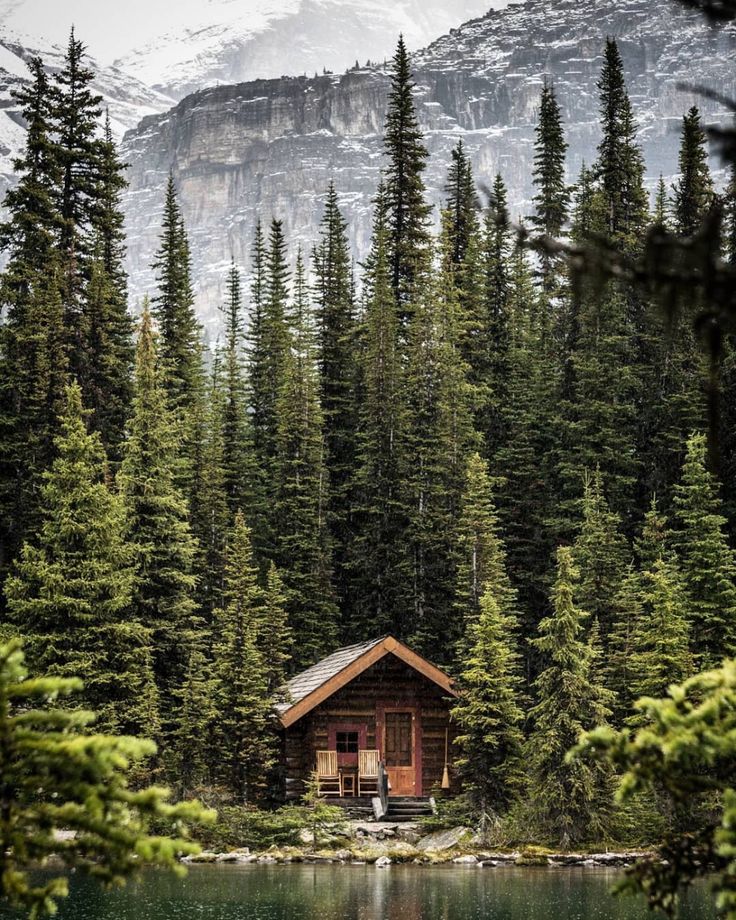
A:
[282,655,459,800]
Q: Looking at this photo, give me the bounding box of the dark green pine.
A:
[119,305,199,729]
[526,547,615,847]
[273,251,338,666]
[4,382,158,738]
[312,183,359,618]
[350,184,409,638]
[383,35,432,319]
[672,106,714,237]
[82,113,134,463]
[530,80,570,291]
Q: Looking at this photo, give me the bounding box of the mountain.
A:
[114,0,494,100]
[0,32,174,200]
[119,0,736,333]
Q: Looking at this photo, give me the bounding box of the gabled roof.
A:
[277,635,457,728]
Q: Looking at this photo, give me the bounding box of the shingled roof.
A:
[277,635,456,728]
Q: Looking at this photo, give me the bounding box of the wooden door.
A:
[384,710,415,796]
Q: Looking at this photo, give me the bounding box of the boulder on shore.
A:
[416,827,473,852]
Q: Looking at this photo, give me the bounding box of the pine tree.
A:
[213,512,274,802]
[52,29,105,370]
[0,640,207,919]
[454,452,518,655]
[0,59,66,579]
[189,360,229,625]
[83,113,134,461]
[313,183,358,614]
[673,432,736,667]
[383,35,432,317]
[653,174,670,227]
[494,238,558,636]
[260,561,291,691]
[0,256,68,580]
[273,252,338,665]
[4,382,157,737]
[151,175,204,417]
[628,556,691,708]
[530,80,569,290]
[119,306,198,725]
[170,646,215,797]
[526,547,615,846]
[444,139,478,268]
[595,38,648,251]
[403,223,478,658]
[572,470,628,640]
[350,185,408,637]
[672,106,714,237]
[452,588,525,828]
[481,175,513,454]
[219,259,252,519]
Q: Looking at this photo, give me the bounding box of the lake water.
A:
[39,864,715,920]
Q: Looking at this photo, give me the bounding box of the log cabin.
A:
[276,635,459,818]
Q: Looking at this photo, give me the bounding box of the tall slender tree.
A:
[673,432,736,667]
[119,306,198,727]
[313,183,358,613]
[526,547,615,846]
[273,252,338,665]
[672,106,714,237]
[383,35,432,317]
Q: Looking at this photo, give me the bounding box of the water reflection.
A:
[46,864,713,920]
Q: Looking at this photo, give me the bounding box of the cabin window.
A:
[335,731,360,754]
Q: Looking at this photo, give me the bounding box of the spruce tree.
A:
[313,183,358,615]
[4,383,156,737]
[0,640,207,919]
[53,29,105,368]
[0,59,66,578]
[572,469,628,640]
[151,175,204,417]
[220,259,252,519]
[531,80,569,290]
[170,646,215,797]
[452,588,525,829]
[444,139,478,269]
[350,185,408,637]
[454,452,518,655]
[672,106,714,237]
[273,252,338,665]
[673,432,736,666]
[383,35,432,316]
[526,547,615,846]
[119,306,198,725]
[260,561,292,691]
[213,512,273,802]
[83,114,134,461]
[481,175,513,454]
[595,38,648,250]
[403,223,478,658]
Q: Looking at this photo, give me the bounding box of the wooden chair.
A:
[358,749,380,796]
[315,750,341,796]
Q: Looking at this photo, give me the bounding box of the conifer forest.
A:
[2,1,736,916]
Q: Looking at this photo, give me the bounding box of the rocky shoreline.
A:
[182,822,651,869]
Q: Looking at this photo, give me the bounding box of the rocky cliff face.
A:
[120,0,736,332]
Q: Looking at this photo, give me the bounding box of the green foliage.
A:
[574,660,736,918]
[119,306,198,727]
[0,639,213,919]
[526,547,616,847]
[5,383,156,737]
[213,512,276,801]
[273,252,338,666]
[452,588,525,826]
[673,432,736,667]
[383,35,431,315]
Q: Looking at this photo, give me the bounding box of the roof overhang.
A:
[279,636,457,728]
